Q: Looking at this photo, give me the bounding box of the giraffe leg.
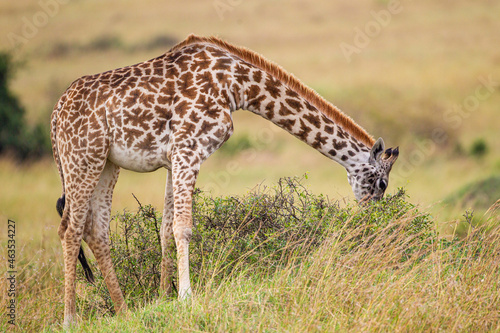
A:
[160,169,175,297]
[84,161,127,315]
[62,180,101,328]
[58,197,72,324]
[171,150,202,300]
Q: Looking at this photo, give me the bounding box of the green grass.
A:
[444,175,500,211]
[441,175,500,233]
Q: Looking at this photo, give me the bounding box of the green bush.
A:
[0,52,25,153]
[0,51,51,160]
[217,133,254,156]
[76,176,435,317]
[469,138,488,158]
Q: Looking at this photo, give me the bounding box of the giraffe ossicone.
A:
[51,34,399,327]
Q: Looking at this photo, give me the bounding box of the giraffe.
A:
[51,34,399,327]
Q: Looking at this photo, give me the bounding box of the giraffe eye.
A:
[377,179,388,191]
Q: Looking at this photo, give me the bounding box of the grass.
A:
[2,177,499,332]
[65,196,500,333]
[444,175,500,211]
[1,0,500,331]
[74,179,434,318]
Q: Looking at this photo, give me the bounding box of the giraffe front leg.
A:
[85,161,127,315]
[160,169,175,297]
[174,216,193,300]
[171,151,201,300]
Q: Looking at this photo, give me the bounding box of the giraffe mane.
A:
[170,34,376,147]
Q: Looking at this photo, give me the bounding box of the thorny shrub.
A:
[76,176,435,317]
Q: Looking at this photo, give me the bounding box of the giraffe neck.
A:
[166,36,376,172]
[232,66,371,171]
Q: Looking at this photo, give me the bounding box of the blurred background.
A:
[0,0,499,240]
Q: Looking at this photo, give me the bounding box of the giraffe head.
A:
[347,138,399,202]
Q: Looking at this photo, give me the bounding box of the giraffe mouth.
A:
[359,194,382,204]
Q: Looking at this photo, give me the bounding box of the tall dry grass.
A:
[67,201,500,333]
[1,184,499,332]
[0,241,63,332]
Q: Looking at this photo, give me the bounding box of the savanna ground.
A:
[0,0,499,331]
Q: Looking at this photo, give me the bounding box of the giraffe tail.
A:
[56,194,95,285]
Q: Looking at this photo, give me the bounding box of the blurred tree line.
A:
[0,51,50,160]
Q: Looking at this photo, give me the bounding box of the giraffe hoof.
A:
[62,315,78,330]
[178,287,192,301]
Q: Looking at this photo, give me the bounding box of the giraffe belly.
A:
[108,143,171,172]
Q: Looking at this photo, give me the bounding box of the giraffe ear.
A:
[369,137,385,164]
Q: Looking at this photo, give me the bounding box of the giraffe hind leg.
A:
[56,194,95,284]
[61,190,95,327]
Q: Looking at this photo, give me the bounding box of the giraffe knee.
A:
[58,223,66,241]
[183,228,192,242]
[174,225,192,243]
[58,218,70,242]
[179,227,192,243]
[63,225,84,251]
[58,208,69,242]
